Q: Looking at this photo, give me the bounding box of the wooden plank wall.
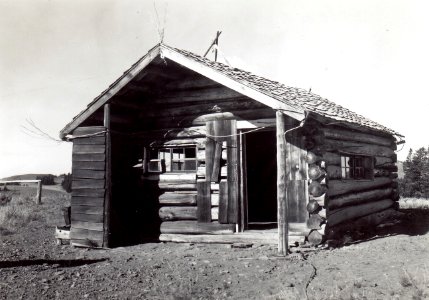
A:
[303,119,398,245]
[70,126,106,247]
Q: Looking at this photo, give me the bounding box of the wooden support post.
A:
[276,111,288,256]
[103,103,112,248]
[35,180,42,204]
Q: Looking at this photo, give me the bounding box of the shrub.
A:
[61,173,72,193]
[37,174,56,185]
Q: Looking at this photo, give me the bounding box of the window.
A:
[148,147,197,173]
[341,155,373,180]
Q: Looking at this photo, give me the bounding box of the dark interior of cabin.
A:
[246,130,277,229]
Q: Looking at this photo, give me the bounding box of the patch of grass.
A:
[399,198,429,210]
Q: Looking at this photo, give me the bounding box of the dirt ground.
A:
[1,187,429,299]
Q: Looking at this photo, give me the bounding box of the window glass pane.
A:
[172,161,183,171]
[172,148,182,160]
[150,149,158,160]
[184,147,196,158]
[184,160,197,171]
[159,149,169,160]
[148,160,161,172]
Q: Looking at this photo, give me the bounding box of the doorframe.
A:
[238,131,247,232]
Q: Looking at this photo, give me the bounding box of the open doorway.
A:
[245,130,277,230]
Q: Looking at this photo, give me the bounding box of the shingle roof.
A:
[61,43,402,138]
[164,45,401,137]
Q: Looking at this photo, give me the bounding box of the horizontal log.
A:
[159,206,197,221]
[160,221,235,234]
[72,136,105,145]
[390,173,398,180]
[322,152,341,165]
[73,144,105,154]
[327,199,394,226]
[165,76,219,90]
[374,169,390,177]
[159,233,305,246]
[71,213,104,223]
[72,161,105,171]
[197,149,227,161]
[211,193,219,206]
[374,156,395,167]
[328,188,393,209]
[72,126,106,136]
[158,192,197,205]
[72,205,104,215]
[328,208,400,238]
[135,126,207,139]
[70,228,104,241]
[321,126,394,147]
[73,169,105,180]
[321,139,395,158]
[211,207,219,221]
[328,177,392,197]
[150,138,206,148]
[71,197,104,207]
[142,173,196,182]
[72,153,106,162]
[308,114,396,140]
[236,118,276,129]
[73,179,105,189]
[197,166,206,177]
[191,109,275,126]
[326,165,342,179]
[155,86,244,104]
[375,164,398,172]
[141,98,264,119]
[158,182,197,190]
[72,221,103,231]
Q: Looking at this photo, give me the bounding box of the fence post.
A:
[35,180,42,204]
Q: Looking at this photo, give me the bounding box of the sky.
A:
[1,0,428,178]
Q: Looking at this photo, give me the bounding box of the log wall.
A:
[303,120,399,245]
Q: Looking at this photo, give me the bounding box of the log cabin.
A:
[59,43,404,254]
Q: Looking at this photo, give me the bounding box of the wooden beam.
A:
[276,111,288,256]
[103,103,111,248]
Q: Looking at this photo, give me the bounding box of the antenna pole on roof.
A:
[203,31,222,61]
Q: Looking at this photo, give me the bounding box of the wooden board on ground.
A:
[160,221,235,234]
[159,233,305,246]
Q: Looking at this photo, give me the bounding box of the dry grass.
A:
[0,185,70,235]
[399,198,429,210]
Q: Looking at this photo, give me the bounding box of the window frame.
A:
[147,146,198,173]
[340,154,374,180]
